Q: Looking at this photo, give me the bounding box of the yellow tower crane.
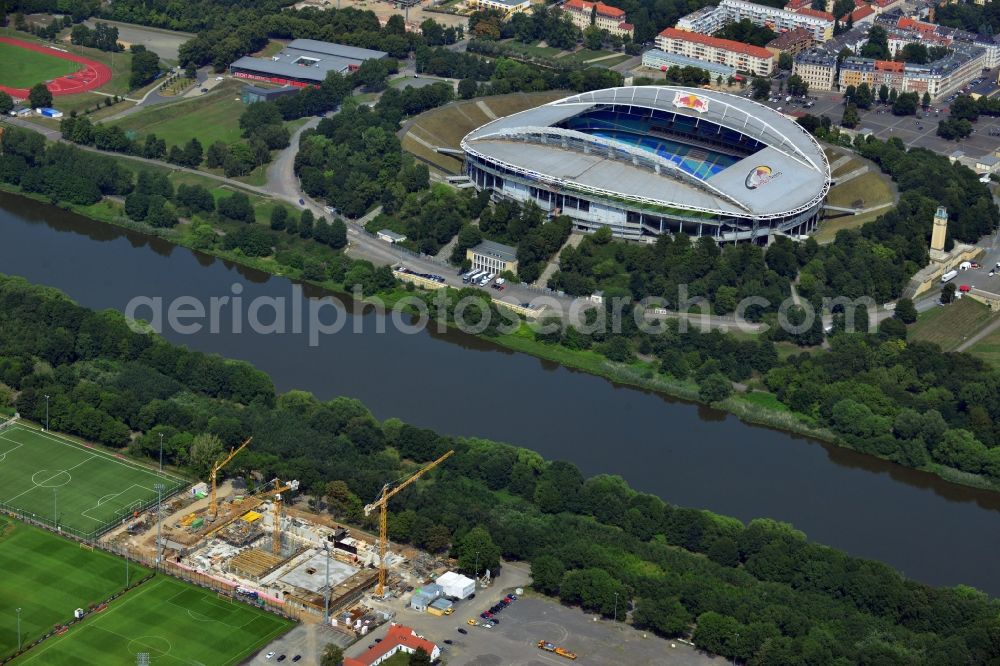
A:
[364,450,454,597]
[268,478,299,555]
[208,437,252,521]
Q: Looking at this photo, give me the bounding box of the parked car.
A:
[266,653,275,660]
[292,657,301,663]
[458,628,468,634]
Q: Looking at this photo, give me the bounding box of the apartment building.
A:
[792,50,838,90]
[561,0,634,38]
[718,0,834,42]
[655,27,776,76]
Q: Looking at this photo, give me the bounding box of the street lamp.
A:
[158,432,164,473]
[44,394,49,431]
[16,608,21,652]
[53,488,58,529]
[125,545,130,588]
[613,591,619,624]
[474,550,480,588]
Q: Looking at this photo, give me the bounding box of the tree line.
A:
[0,274,998,664]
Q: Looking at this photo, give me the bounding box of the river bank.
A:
[5,182,999,499]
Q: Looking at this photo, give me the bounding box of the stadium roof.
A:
[462,86,830,220]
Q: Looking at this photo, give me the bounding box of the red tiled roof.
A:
[871,0,897,6]
[619,21,634,30]
[875,59,904,72]
[850,5,875,21]
[766,26,813,49]
[657,27,774,59]
[797,7,834,20]
[897,16,935,32]
[344,625,438,666]
[784,0,811,10]
[563,0,626,18]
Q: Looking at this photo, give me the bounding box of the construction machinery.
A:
[363,450,454,597]
[208,437,252,521]
[537,641,577,660]
[267,478,300,555]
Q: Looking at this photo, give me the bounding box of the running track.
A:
[0,37,112,99]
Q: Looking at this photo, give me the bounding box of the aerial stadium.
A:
[460,86,831,242]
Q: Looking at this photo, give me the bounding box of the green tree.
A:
[182,137,203,167]
[324,479,362,522]
[699,374,733,403]
[894,297,917,324]
[878,84,889,104]
[778,52,793,71]
[750,77,771,100]
[842,103,860,128]
[408,647,431,666]
[28,83,53,109]
[320,644,343,666]
[531,554,565,595]
[457,525,500,576]
[188,433,223,476]
[0,91,13,115]
[458,78,478,99]
[270,206,288,231]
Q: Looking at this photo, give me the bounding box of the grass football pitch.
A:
[0,42,80,88]
[16,576,295,665]
[0,518,151,659]
[0,424,186,538]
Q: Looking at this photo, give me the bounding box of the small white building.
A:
[436,571,476,600]
[190,482,209,497]
[377,229,407,244]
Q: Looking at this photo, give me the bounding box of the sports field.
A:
[17,576,295,665]
[0,41,79,88]
[0,424,186,538]
[0,518,150,658]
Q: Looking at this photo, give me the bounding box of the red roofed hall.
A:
[655,27,776,76]
[343,624,440,666]
[562,0,633,37]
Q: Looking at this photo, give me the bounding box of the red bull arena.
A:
[461,86,831,242]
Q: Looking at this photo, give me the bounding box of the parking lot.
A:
[344,594,718,666]
[795,69,1000,155]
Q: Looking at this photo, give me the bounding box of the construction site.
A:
[99,441,460,641]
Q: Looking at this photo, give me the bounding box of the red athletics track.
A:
[0,37,112,99]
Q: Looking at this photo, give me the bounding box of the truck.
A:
[537,641,577,660]
[941,269,959,284]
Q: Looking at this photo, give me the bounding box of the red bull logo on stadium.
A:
[672,91,709,113]
[745,165,780,189]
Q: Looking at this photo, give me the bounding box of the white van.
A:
[941,269,959,283]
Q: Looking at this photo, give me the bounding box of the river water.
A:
[2,191,998,594]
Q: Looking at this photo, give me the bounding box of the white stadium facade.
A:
[460,87,831,242]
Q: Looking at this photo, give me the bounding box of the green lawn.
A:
[15,575,294,665]
[0,518,151,659]
[968,322,1000,368]
[111,80,248,147]
[0,41,80,88]
[0,424,186,538]
[502,40,563,59]
[908,297,994,351]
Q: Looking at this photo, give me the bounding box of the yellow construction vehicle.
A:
[363,450,454,597]
[208,437,251,521]
[538,641,577,660]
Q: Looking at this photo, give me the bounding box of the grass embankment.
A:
[908,297,994,351]
[0,41,78,87]
[111,80,248,147]
[815,171,896,243]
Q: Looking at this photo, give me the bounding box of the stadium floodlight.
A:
[16,608,21,652]
[53,488,58,529]
[158,433,164,473]
[44,394,49,431]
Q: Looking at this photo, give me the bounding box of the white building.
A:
[655,28,775,77]
[436,571,476,599]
